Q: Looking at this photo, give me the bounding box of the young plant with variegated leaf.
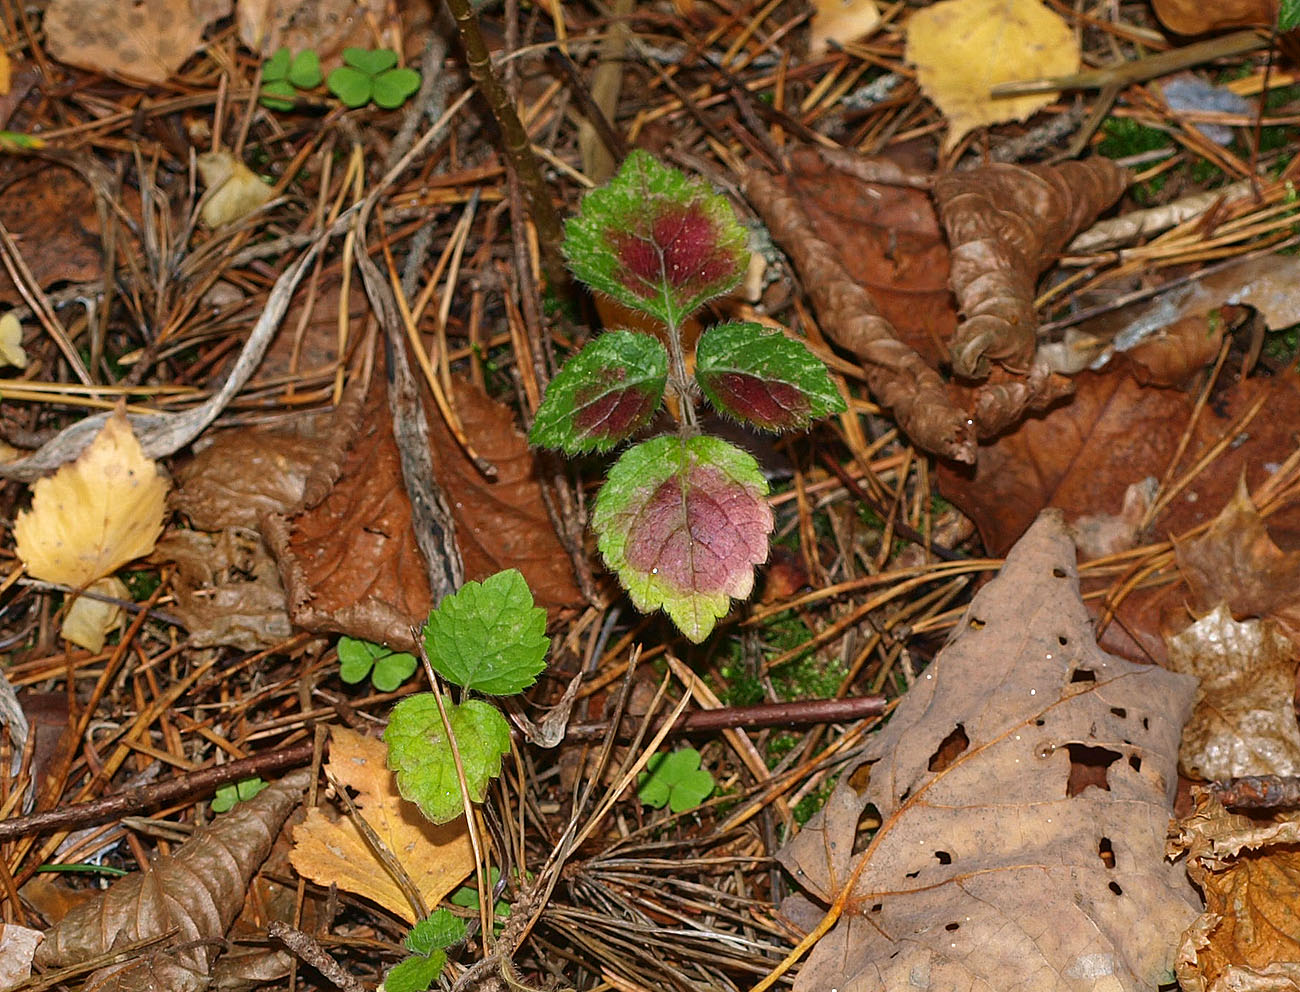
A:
[530,151,845,641]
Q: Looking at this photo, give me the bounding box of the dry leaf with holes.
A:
[197,152,275,228]
[0,312,25,368]
[1170,793,1300,992]
[43,0,231,84]
[809,0,881,54]
[14,409,168,588]
[290,727,474,923]
[906,0,1078,150]
[776,510,1199,992]
[236,0,389,58]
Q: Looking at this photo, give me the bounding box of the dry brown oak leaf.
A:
[935,159,1128,379]
[34,768,310,991]
[776,510,1199,992]
[1170,794,1300,992]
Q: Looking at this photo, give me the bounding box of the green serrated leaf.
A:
[637,748,715,812]
[385,696,512,823]
[423,569,548,695]
[288,50,323,88]
[382,951,445,992]
[1280,0,1300,31]
[263,47,291,81]
[695,322,844,432]
[593,435,772,642]
[407,908,467,955]
[373,67,421,109]
[344,47,399,75]
[529,331,668,454]
[563,150,748,329]
[328,65,373,107]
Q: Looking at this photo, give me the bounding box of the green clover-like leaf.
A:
[695,322,845,432]
[211,776,267,814]
[338,637,417,691]
[593,434,773,642]
[385,696,511,824]
[328,66,373,107]
[288,50,323,89]
[263,47,291,81]
[529,331,668,454]
[637,748,715,813]
[344,47,399,75]
[423,569,548,695]
[373,67,421,109]
[564,150,749,329]
[259,80,298,111]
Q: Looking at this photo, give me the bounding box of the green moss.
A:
[794,780,836,825]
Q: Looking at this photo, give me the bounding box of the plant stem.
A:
[663,316,697,429]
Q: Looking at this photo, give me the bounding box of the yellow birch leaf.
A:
[0,312,26,369]
[906,0,1078,151]
[290,727,474,923]
[62,576,126,653]
[14,410,168,588]
[810,0,881,55]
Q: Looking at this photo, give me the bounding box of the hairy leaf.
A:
[593,435,772,642]
[694,322,844,431]
[423,569,548,695]
[407,908,466,954]
[384,952,445,992]
[529,331,668,453]
[564,150,748,328]
[385,697,512,824]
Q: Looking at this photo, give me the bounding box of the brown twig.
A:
[269,922,366,992]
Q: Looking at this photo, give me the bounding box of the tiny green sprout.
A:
[637,747,716,813]
[451,866,511,921]
[260,48,322,110]
[385,570,549,824]
[328,48,421,109]
[338,636,418,692]
[1279,0,1299,32]
[211,776,268,813]
[381,908,466,992]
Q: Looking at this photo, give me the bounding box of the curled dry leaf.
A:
[1150,0,1277,35]
[1165,605,1300,780]
[290,727,473,923]
[1170,794,1300,992]
[808,0,881,53]
[776,511,1199,992]
[61,576,126,653]
[935,159,1128,377]
[745,163,976,463]
[35,769,311,984]
[196,151,275,228]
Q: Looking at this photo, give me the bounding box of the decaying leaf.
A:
[0,312,26,368]
[290,727,473,923]
[1150,0,1277,35]
[43,0,231,83]
[935,159,1128,377]
[61,576,126,653]
[236,0,389,58]
[1170,793,1300,992]
[36,769,310,985]
[776,511,1199,992]
[1165,606,1300,780]
[196,151,275,228]
[0,924,41,988]
[14,409,168,588]
[906,0,1078,150]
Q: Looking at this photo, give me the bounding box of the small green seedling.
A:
[211,776,267,813]
[1280,0,1299,31]
[338,636,418,692]
[261,47,323,110]
[529,151,845,642]
[328,48,421,109]
[381,907,466,992]
[384,569,548,824]
[637,748,716,813]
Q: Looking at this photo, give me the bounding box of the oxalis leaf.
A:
[529,331,668,453]
[385,696,511,825]
[564,149,749,329]
[423,569,548,695]
[593,434,772,642]
[695,322,845,432]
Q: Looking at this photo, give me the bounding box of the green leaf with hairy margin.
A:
[383,951,445,992]
[423,569,548,695]
[529,331,668,453]
[385,696,511,824]
[695,322,845,432]
[406,909,466,955]
[593,434,773,642]
[563,150,749,328]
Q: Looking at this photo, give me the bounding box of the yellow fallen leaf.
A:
[0,312,26,369]
[906,0,1078,151]
[197,151,275,228]
[62,576,126,653]
[290,727,474,923]
[810,0,881,55]
[13,409,168,588]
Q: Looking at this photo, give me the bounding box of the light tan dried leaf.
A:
[43,0,231,84]
[0,312,26,368]
[1165,605,1300,780]
[196,152,275,229]
[0,924,42,988]
[906,0,1078,151]
[61,576,126,653]
[809,0,881,54]
[14,409,168,588]
[36,769,310,975]
[1170,794,1300,992]
[777,510,1200,992]
[289,727,473,923]
[235,0,388,58]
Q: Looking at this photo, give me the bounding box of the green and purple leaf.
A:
[563,150,749,328]
[593,434,773,642]
[695,322,845,432]
[529,331,668,454]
